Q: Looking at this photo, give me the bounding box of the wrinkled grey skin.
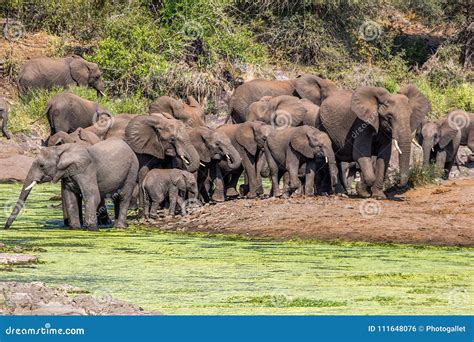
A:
[5,139,139,231]
[228,74,334,123]
[18,56,105,97]
[265,125,338,197]
[247,95,320,127]
[142,169,198,217]
[417,117,462,179]
[45,92,111,138]
[216,121,272,199]
[0,98,12,139]
[48,114,137,146]
[187,126,241,202]
[318,83,430,199]
[149,96,205,127]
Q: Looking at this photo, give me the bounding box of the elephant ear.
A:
[186,96,201,108]
[351,86,390,133]
[189,127,212,163]
[236,123,257,155]
[290,129,313,159]
[272,95,307,126]
[78,128,101,145]
[125,115,164,159]
[294,74,338,105]
[398,85,431,132]
[55,144,91,181]
[69,56,89,86]
[171,172,187,192]
[438,120,459,149]
[149,96,182,118]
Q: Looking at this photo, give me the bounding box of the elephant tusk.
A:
[25,181,37,191]
[181,155,190,165]
[393,139,402,155]
[225,154,232,162]
[432,147,434,152]
[325,156,328,163]
[412,138,422,149]
[56,137,63,145]
[200,162,206,167]
[98,90,106,97]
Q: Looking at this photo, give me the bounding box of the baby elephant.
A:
[0,98,12,139]
[142,169,198,218]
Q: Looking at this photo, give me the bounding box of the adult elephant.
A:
[265,126,338,197]
[318,84,430,198]
[48,114,137,146]
[0,98,12,139]
[417,118,461,179]
[149,96,205,127]
[18,55,105,97]
[228,74,336,123]
[5,139,138,230]
[187,126,242,202]
[247,95,320,127]
[44,91,111,137]
[216,121,272,199]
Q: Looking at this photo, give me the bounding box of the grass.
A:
[0,182,472,315]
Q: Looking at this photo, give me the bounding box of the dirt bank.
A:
[150,178,474,247]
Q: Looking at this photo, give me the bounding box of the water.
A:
[0,183,472,314]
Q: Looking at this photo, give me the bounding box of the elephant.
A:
[317,83,430,198]
[187,126,242,202]
[417,114,465,179]
[228,74,337,123]
[0,98,12,139]
[44,91,111,138]
[18,55,105,97]
[149,95,205,127]
[215,121,272,199]
[5,138,139,230]
[48,114,137,146]
[142,169,198,217]
[247,95,320,128]
[264,125,338,197]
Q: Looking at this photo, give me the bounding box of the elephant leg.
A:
[143,190,151,219]
[78,182,100,231]
[353,129,376,192]
[62,187,81,229]
[211,164,226,202]
[304,160,316,196]
[436,150,448,179]
[338,161,352,194]
[255,151,266,196]
[115,167,138,228]
[285,151,300,196]
[265,149,281,197]
[136,166,150,218]
[1,114,12,139]
[240,151,259,198]
[177,196,186,216]
[168,186,179,216]
[371,145,391,199]
[226,170,242,197]
[97,198,112,226]
[60,181,70,227]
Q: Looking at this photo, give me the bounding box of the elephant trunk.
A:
[396,129,412,187]
[4,171,37,229]
[422,140,432,166]
[223,144,242,169]
[94,80,105,97]
[176,138,201,173]
[323,146,338,192]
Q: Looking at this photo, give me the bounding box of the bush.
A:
[408,164,444,187]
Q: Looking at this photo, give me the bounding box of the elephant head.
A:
[5,144,91,229]
[236,121,273,154]
[290,126,338,191]
[294,74,338,105]
[182,171,199,199]
[68,56,105,97]
[189,126,241,169]
[125,113,200,172]
[351,85,430,186]
[247,95,308,128]
[419,119,460,166]
[149,96,205,127]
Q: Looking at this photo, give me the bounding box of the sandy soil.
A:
[150,178,474,247]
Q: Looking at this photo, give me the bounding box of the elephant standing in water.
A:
[18,55,105,97]
[5,139,139,230]
[265,125,338,197]
[317,81,430,198]
[149,95,206,127]
[44,92,111,137]
[228,74,335,123]
[0,98,12,139]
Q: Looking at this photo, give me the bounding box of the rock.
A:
[0,155,34,182]
[0,253,38,265]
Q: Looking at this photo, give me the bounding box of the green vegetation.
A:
[1,183,473,314]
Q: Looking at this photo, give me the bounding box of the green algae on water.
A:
[0,183,473,314]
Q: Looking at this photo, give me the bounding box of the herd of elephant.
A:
[3,55,474,231]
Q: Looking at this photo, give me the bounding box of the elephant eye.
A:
[39,163,45,168]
